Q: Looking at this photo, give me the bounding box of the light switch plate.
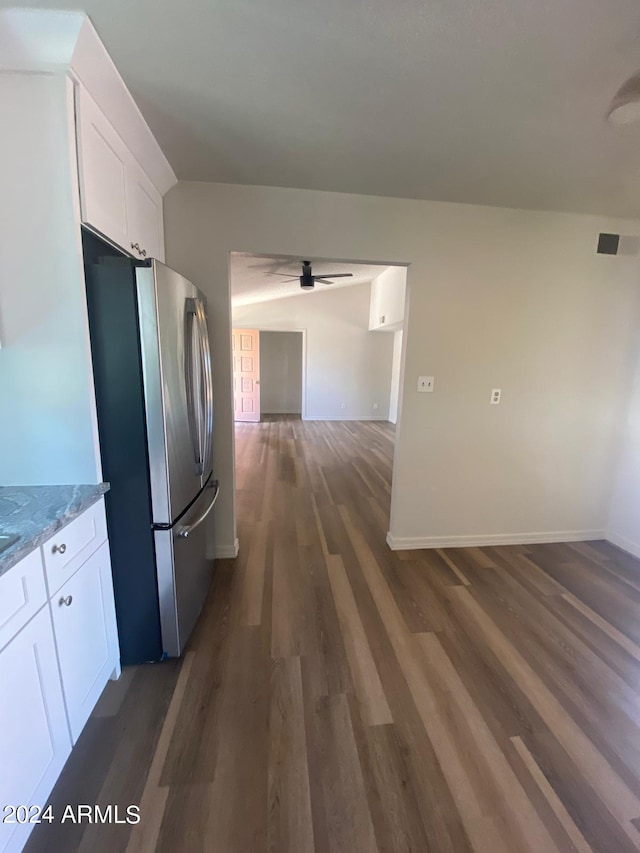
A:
[417,376,434,393]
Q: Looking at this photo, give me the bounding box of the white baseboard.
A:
[386,529,606,550]
[215,538,239,559]
[304,415,389,422]
[606,531,640,560]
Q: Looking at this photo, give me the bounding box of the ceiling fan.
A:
[265,259,353,290]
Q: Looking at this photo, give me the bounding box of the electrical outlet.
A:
[491,388,502,405]
[417,376,434,393]
[341,402,346,409]
[373,403,378,410]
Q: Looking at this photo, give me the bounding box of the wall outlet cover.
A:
[417,376,434,393]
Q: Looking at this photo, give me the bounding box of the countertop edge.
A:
[0,484,110,577]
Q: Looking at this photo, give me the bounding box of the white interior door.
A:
[232,329,260,422]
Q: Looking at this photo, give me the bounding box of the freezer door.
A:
[154,478,219,656]
[137,262,210,523]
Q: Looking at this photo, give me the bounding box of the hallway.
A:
[27,418,640,852]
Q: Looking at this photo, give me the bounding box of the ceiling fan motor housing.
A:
[300,276,315,289]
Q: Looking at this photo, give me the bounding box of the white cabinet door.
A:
[126,158,165,262]
[0,607,71,853]
[52,541,119,743]
[76,84,166,261]
[76,86,131,252]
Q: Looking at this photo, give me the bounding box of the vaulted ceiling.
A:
[8,0,640,216]
[230,255,388,307]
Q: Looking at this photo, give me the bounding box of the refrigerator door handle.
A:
[195,299,214,475]
[174,479,219,539]
[184,298,204,475]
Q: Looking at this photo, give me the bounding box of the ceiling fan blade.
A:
[315,273,353,279]
[275,277,299,283]
[315,278,336,284]
[264,272,297,277]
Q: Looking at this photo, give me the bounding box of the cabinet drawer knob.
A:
[58,595,73,607]
[52,543,67,555]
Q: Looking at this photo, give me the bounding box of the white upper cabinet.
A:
[369,267,407,332]
[76,86,165,261]
[76,86,131,252]
[126,157,165,262]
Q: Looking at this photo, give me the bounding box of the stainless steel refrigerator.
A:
[83,230,218,664]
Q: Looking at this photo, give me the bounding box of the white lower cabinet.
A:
[0,499,120,852]
[52,541,118,743]
[0,607,71,853]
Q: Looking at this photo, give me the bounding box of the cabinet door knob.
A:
[52,543,67,554]
[58,595,73,607]
[140,247,147,257]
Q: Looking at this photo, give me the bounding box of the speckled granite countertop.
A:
[0,484,110,577]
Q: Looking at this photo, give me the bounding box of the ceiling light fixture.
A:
[607,71,640,125]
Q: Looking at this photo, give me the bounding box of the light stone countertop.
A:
[0,484,110,577]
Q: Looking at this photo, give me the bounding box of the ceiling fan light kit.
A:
[607,71,640,125]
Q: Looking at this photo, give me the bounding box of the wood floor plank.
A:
[326,553,392,726]
[76,660,182,853]
[309,692,379,853]
[241,518,270,625]
[510,735,593,853]
[451,585,640,846]
[125,651,196,853]
[268,657,315,853]
[560,590,640,664]
[26,417,640,853]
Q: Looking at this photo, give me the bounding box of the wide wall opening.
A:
[230,253,407,425]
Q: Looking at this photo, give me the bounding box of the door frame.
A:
[255,328,307,420]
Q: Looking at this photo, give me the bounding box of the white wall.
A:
[164,181,640,555]
[259,331,303,414]
[234,284,394,421]
[0,73,101,486]
[608,348,640,558]
[389,331,403,425]
[370,265,407,330]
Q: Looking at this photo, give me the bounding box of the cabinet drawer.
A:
[0,550,47,653]
[52,541,118,742]
[42,499,107,596]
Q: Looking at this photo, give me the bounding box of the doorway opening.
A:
[229,251,409,553]
[230,253,407,428]
[232,328,306,423]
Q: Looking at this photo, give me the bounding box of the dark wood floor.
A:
[27,417,640,852]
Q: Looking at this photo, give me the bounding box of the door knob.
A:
[52,543,67,554]
[58,595,73,607]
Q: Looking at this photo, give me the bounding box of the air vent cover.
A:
[597,233,620,255]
